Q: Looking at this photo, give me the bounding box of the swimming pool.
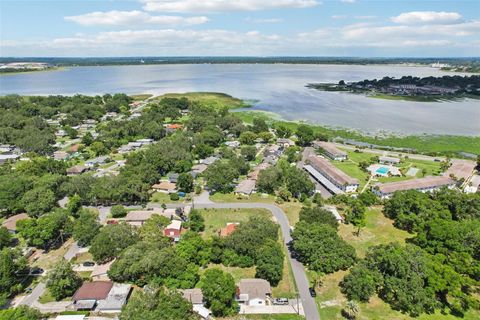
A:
[376,167,390,175]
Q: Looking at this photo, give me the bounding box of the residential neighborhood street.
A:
[167,200,321,320]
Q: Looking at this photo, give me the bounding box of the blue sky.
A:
[1,0,479,57]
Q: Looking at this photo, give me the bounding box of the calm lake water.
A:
[1,64,479,135]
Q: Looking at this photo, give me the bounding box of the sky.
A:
[0,0,479,57]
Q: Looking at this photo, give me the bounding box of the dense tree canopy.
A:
[46,259,82,300]
[201,268,237,317]
[89,223,139,263]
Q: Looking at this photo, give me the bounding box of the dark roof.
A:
[73,281,113,301]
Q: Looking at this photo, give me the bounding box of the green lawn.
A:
[200,208,270,238]
[200,208,297,298]
[209,192,276,203]
[314,206,480,320]
[233,315,305,320]
[154,92,249,110]
[38,289,71,304]
[70,252,93,264]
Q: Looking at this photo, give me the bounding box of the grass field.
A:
[200,208,297,298]
[209,192,276,204]
[31,239,72,270]
[315,207,480,319]
[155,92,249,110]
[199,208,271,238]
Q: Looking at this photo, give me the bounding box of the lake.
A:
[1,64,478,135]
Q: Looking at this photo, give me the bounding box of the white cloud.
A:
[245,17,283,24]
[65,10,209,26]
[141,0,319,13]
[331,15,347,20]
[391,11,462,25]
[340,0,356,3]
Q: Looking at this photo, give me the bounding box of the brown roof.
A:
[73,281,113,301]
[219,223,238,237]
[2,213,29,231]
[314,141,347,157]
[235,179,256,195]
[181,288,203,304]
[152,181,177,191]
[444,160,476,181]
[376,176,454,194]
[238,279,271,300]
[125,209,174,221]
[308,156,359,186]
[67,165,87,174]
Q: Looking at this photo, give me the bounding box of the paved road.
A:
[19,283,45,307]
[168,202,320,320]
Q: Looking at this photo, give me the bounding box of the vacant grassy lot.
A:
[31,239,72,270]
[200,208,270,238]
[209,192,276,203]
[155,92,249,110]
[315,207,480,319]
[200,208,297,298]
[338,206,412,258]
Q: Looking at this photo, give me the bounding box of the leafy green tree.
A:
[120,288,200,320]
[241,145,257,161]
[239,131,257,145]
[203,161,239,193]
[291,221,356,273]
[194,144,214,159]
[358,190,377,207]
[188,209,205,232]
[0,173,33,213]
[0,248,27,304]
[139,215,171,243]
[66,194,82,216]
[295,124,315,146]
[176,231,211,266]
[345,200,366,236]
[89,223,139,263]
[255,240,284,286]
[0,305,42,320]
[201,268,237,317]
[21,187,56,217]
[341,265,379,302]
[73,209,101,247]
[285,167,314,199]
[81,132,94,146]
[275,124,292,138]
[90,141,108,156]
[0,227,12,249]
[177,173,194,193]
[46,259,82,300]
[111,204,127,218]
[252,118,269,133]
[258,131,274,142]
[17,210,71,249]
[257,167,283,194]
[299,206,339,230]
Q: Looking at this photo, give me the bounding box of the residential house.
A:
[324,206,344,223]
[200,156,219,166]
[136,138,154,146]
[305,156,359,193]
[235,179,256,196]
[372,176,455,199]
[151,181,177,194]
[2,213,29,233]
[219,223,238,237]
[53,151,69,161]
[125,208,176,227]
[85,156,108,168]
[191,163,208,175]
[379,156,401,165]
[236,279,272,306]
[264,144,282,158]
[225,141,240,148]
[313,141,347,161]
[165,124,183,133]
[96,283,132,313]
[0,154,20,164]
[276,138,295,148]
[182,289,211,319]
[66,165,88,176]
[55,129,67,138]
[444,159,476,181]
[164,220,182,242]
[168,173,180,183]
[73,281,114,311]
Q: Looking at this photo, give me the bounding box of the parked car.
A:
[83,261,95,267]
[309,287,317,297]
[30,267,44,275]
[273,298,289,305]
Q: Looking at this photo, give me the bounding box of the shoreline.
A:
[0,66,67,76]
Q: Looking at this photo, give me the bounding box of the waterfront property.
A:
[313,141,348,161]
[372,176,455,199]
[305,155,359,193]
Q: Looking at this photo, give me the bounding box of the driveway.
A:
[168,201,320,320]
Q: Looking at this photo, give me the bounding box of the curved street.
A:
[166,200,321,320]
